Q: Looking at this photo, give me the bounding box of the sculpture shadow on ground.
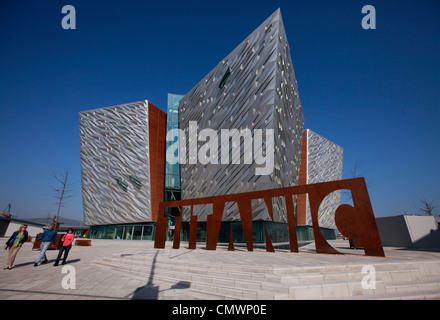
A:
[130,251,191,300]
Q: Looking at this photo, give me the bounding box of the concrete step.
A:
[98,256,282,284]
[130,281,237,300]
[105,254,277,275]
[98,259,280,284]
[95,259,290,300]
[99,255,431,286]
[279,268,421,285]
[287,274,440,299]
[383,277,440,295]
[102,254,440,279]
[337,288,440,300]
[95,254,440,300]
[274,260,440,276]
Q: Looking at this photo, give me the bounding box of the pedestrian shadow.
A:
[10,261,35,268]
[62,258,81,265]
[12,258,81,269]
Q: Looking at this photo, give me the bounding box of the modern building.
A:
[79,9,343,244]
[177,8,305,243]
[297,129,344,229]
[79,100,166,240]
[296,129,344,244]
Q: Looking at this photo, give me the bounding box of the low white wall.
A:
[4,221,44,239]
[405,215,440,248]
[376,215,413,247]
[376,215,440,248]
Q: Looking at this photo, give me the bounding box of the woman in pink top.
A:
[53,228,75,266]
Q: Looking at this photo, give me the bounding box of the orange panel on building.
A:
[148,102,167,222]
[297,129,308,226]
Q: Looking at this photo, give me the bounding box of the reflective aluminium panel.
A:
[179,9,304,223]
[79,101,153,225]
[302,129,344,229]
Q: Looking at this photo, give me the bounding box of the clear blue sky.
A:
[1,0,439,222]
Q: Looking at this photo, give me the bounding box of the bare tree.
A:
[351,158,361,179]
[342,158,372,203]
[419,199,436,216]
[50,168,75,227]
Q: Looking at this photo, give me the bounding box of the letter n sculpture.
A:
[154,178,385,257]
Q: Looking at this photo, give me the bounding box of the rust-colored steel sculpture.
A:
[154,178,385,257]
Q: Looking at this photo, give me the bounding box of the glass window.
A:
[165,162,172,174]
[115,226,124,239]
[172,96,180,107]
[142,226,153,240]
[105,226,116,239]
[96,226,106,239]
[89,226,99,239]
[173,175,180,188]
[171,164,180,176]
[165,175,171,189]
[133,226,142,240]
[171,110,178,123]
[124,226,133,240]
[170,176,176,188]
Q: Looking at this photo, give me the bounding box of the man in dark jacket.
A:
[4,224,28,269]
[34,224,57,266]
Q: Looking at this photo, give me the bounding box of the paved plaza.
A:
[1,237,440,300]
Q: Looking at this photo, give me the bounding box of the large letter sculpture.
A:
[154,178,385,257]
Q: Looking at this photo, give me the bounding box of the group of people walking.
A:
[3,223,75,270]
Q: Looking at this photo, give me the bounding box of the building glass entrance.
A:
[88,223,156,240]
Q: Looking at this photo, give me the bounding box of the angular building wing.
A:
[179,9,304,223]
[297,129,344,229]
[79,100,166,226]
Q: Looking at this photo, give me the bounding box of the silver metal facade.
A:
[304,129,344,229]
[79,101,153,226]
[179,9,304,223]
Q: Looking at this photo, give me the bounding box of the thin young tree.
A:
[50,168,74,229]
[342,158,370,203]
[351,158,361,179]
[419,199,436,216]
